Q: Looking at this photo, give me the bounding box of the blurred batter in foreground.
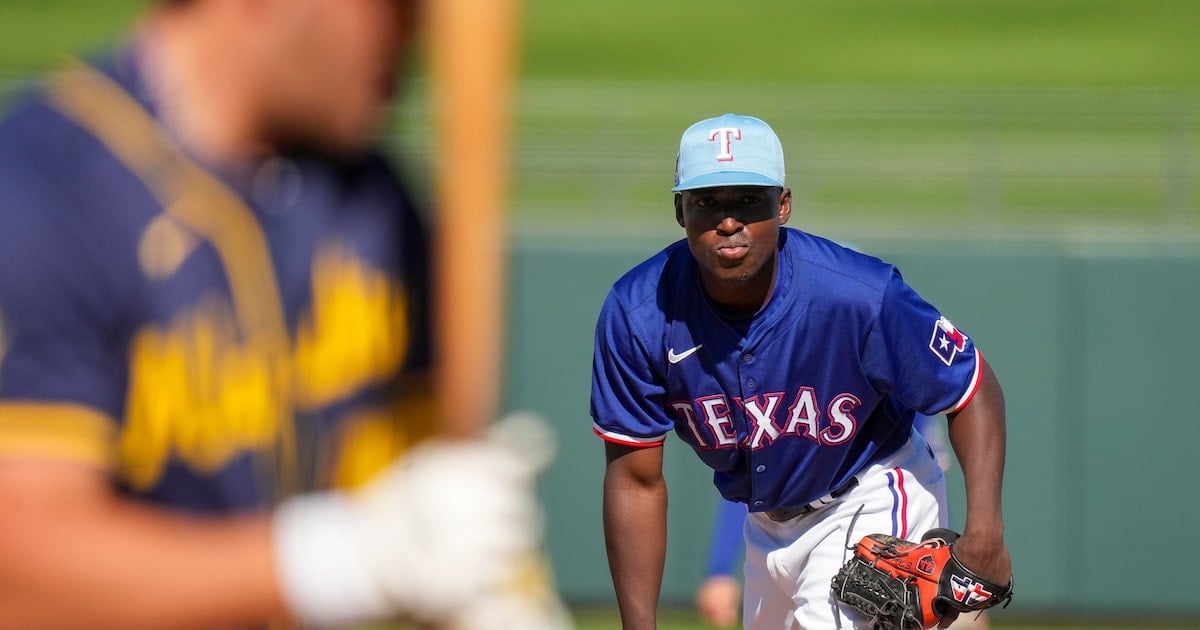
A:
[0,1,553,627]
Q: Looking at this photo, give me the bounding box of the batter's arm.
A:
[603,441,667,630]
[945,356,1013,587]
[0,457,285,629]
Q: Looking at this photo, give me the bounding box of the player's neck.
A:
[701,254,779,319]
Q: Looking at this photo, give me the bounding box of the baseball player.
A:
[591,113,1012,629]
[0,1,551,628]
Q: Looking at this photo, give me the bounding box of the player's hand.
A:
[695,575,741,628]
[439,413,570,629]
[939,531,1010,629]
[353,426,544,621]
[274,414,551,626]
[951,530,1011,587]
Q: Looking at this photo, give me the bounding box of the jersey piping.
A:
[937,350,983,416]
[593,423,667,447]
[0,402,116,469]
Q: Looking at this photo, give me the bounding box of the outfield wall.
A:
[501,234,1200,619]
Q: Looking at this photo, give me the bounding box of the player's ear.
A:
[778,188,792,225]
[674,193,685,227]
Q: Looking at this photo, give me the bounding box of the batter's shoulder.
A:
[0,87,147,311]
[0,90,84,178]
[0,93,94,232]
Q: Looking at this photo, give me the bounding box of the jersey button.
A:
[753,500,764,507]
[756,465,766,473]
[745,378,757,390]
[742,353,753,364]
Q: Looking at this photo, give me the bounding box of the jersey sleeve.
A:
[0,161,126,467]
[862,269,982,416]
[589,290,672,446]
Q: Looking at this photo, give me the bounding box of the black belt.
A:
[764,477,860,522]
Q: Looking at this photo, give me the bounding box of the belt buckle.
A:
[764,477,860,523]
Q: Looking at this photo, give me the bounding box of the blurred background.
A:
[4,1,1198,628]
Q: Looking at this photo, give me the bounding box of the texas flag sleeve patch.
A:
[929,316,968,366]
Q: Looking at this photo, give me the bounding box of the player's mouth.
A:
[716,242,750,261]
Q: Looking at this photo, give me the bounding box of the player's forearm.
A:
[0,499,284,629]
[603,474,667,629]
[948,358,1007,537]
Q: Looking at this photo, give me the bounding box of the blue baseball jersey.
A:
[591,228,981,512]
[0,46,433,513]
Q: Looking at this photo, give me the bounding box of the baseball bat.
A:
[427,13,572,627]
[427,0,521,438]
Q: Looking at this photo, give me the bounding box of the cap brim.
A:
[671,171,784,192]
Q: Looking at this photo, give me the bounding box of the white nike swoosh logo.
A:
[667,344,703,364]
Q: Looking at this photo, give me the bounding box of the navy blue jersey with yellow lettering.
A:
[0,46,433,513]
[590,228,981,512]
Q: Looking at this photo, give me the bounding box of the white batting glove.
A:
[272,417,546,627]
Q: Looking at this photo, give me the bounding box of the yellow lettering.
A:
[119,244,414,491]
[293,243,409,409]
[121,299,281,490]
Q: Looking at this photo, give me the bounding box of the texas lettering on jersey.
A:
[671,387,860,450]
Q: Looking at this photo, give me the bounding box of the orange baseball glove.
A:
[831,529,1013,629]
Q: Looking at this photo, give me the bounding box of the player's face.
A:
[675,186,792,312]
[262,0,420,155]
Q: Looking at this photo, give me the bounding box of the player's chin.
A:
[710,257,762,285]
[299,123,383,161]
[269,116,379,160]
[314,98,391,157]
[329,113,388,155]
[711,266,757,287]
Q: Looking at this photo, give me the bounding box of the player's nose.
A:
[715,214,744,235]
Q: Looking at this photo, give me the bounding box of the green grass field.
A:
[524,0,1200,88]
[3,2,1199,238]
[568,608,1200,630]
[6,1,1200,87]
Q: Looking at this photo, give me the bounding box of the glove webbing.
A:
[832,556,923,630]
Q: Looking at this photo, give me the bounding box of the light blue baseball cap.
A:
[671,113,785,192]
